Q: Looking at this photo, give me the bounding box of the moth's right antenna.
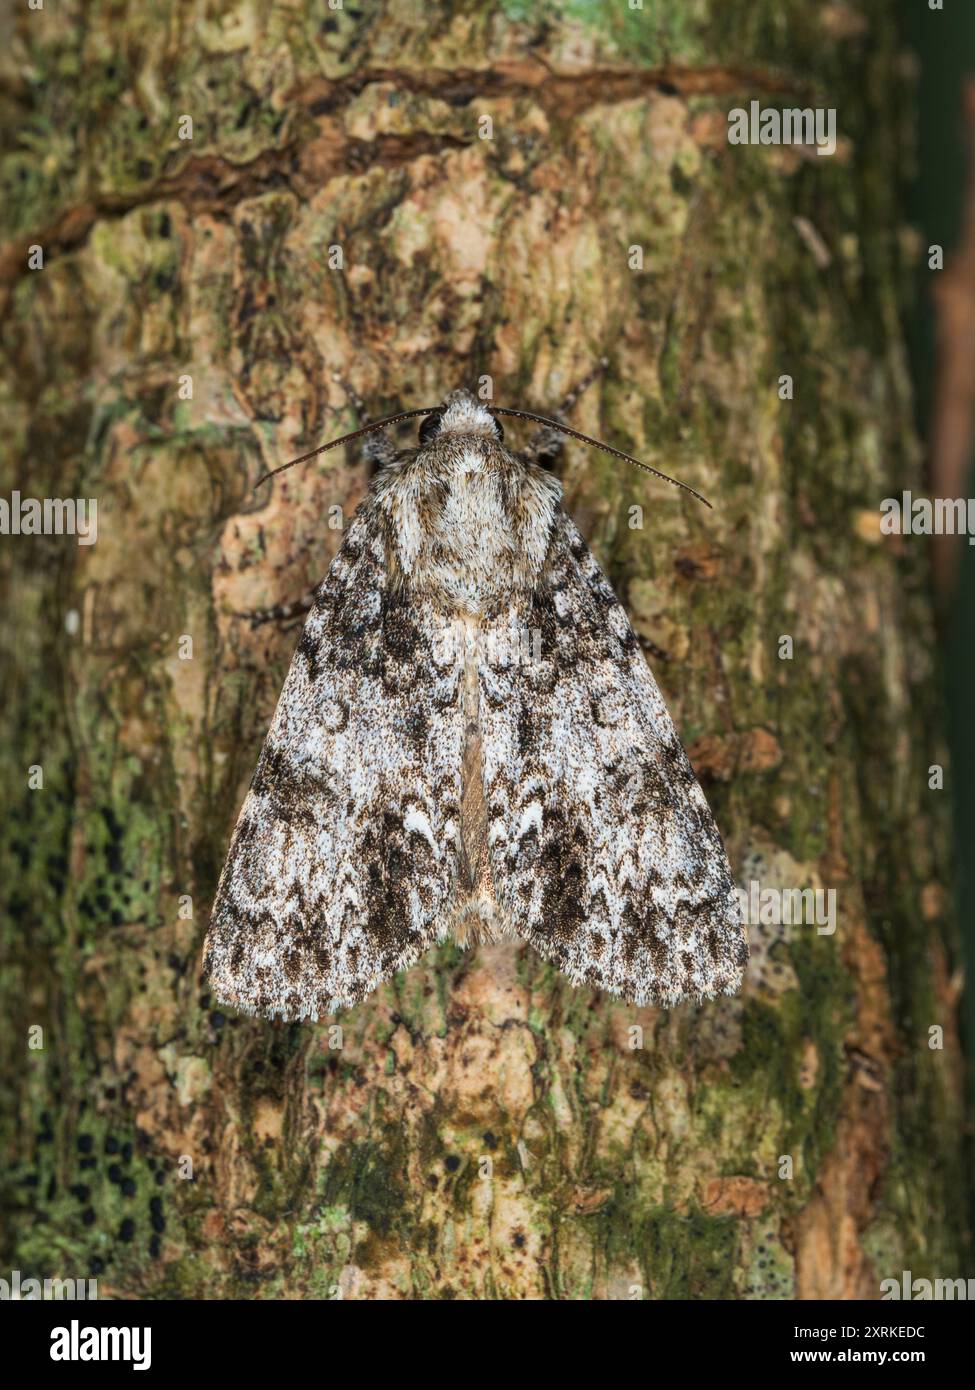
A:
[254,408,440,488]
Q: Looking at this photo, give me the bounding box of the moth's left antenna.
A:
[488,408,713,509]
[254,408,440,488]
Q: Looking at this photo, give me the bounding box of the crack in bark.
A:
[0,60,808,316]
[0,130,468,315]
[292,57,813,116]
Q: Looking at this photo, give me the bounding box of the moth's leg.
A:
[331,369,369,418]
[235,592,315,631]
[238,375,392,633]
[636,632,669,662]
[331,370,397,469]
[552,355,611,417]
[522,355,610,466]
[360,428,396,470]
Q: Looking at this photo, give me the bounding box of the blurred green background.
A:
[908,0,975,1173]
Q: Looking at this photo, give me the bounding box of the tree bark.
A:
[1,3,968,1299]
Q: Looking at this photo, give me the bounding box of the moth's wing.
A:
[480,513,747,1007]
[203,514,464,1021]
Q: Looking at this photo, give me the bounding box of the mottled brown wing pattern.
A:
[478,512,747,1007]
[203,512,466,1020]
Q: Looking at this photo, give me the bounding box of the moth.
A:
[203,377,748,1021]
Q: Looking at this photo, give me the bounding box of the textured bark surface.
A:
[1,2,969,1299]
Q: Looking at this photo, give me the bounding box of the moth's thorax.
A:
[374,434,562,618]
[437,393,497,438]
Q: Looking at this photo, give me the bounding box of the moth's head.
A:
[256,377,711,510]
[418,389,504,446]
